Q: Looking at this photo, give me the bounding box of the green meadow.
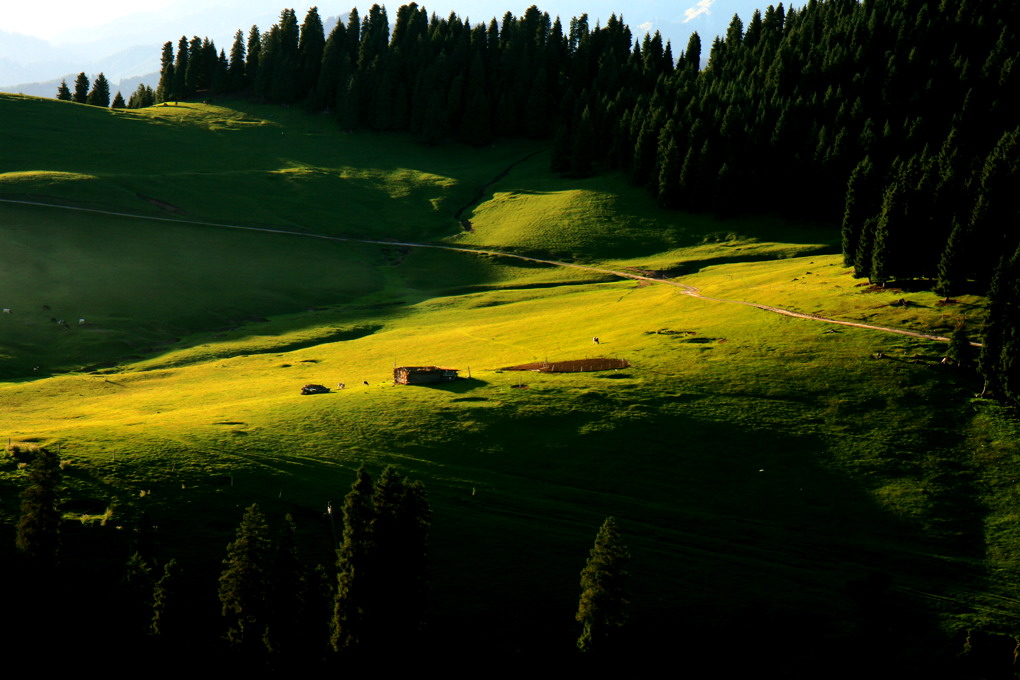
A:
[0,93,1016,659]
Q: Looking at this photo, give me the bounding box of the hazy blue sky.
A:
[7,0,781,50]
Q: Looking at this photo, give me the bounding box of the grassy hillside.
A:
[0,92,1015,667]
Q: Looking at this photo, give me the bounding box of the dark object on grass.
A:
[393,366,459,385]
[301,384,331,395]
[503,358,630,373]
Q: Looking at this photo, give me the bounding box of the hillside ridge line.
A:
[0,197,966,345]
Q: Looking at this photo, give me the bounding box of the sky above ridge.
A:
[5,0,781,48]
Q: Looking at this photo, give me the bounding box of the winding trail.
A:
[0,197,962,344]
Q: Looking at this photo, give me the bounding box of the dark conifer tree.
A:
[332,465,375,653]
[229,29,247,92]
[246,26,261,89]
[127,84,155,109]
[86,73,111,107]
[15,448,61,566]
[685,30,701,72]
[218,503,273,652]
[945,324,975,368]
[367,467,430,650]
[172,36,189,99]
[842,156,878,267]
[56,79,71,101]
[298,6,325,103]
[111,91,126,109]
[315,20,347,110]
[72,72,90,103]
[577,516,630,655]
[264,514,306,658]
[657,120,682,208]
[156,41,174,102]
[183,36,203,95]
[979,250,1019,398]
[935,217,969,299]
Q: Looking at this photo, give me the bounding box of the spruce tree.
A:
[218,503,273,652]
[229,29,247,92]
[945,324,975,368]
[156,41,174,102]
[368,467,430,648]
[246,26,262,89]
[264,514,307,658]
[15,448,61,566]
[111,91,126,109]
[72,72,90,103]
[331,465,375,653]
[86,73,111,107]
[298,6,325,103]
[576,516,630,655]
[172,36,189,99]
[56,80,71,101]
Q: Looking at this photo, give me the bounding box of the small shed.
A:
[393,366,459,385]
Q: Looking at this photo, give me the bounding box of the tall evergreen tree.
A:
[331,465,375,653]
[156,41,174,102]
[55,79,71,101]
[246,25,262,89]
[172,36,189,99]
[842,156,878,267]
[576,516,630,655]
[72,72,90,103]
[264,514,307,658]
[367,467,430,649]
[229,29,247,92]
[298,6,325,103]
[111,91,126,109]
[218,503,273,652]
[945,324,975,368]
[15,448,61,566]
[85,73,111,107]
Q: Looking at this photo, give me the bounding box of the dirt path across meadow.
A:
[0,197,965,345]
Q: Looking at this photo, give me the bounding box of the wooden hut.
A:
[393,366,459,385]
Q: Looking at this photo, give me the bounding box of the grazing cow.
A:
[2,308,10,314]
[78,318,86,326]
[593,336,599,344]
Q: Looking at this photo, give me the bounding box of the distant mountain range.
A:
[0,0,331,97]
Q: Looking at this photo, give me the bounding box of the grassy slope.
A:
[0,93,1015,661]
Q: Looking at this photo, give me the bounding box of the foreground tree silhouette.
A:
[16,448,62,566]
[151,558,182,638]
[332,464,430,655]
[576,516,630,655]
[218,503,273,652]
[331,465,374,654]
